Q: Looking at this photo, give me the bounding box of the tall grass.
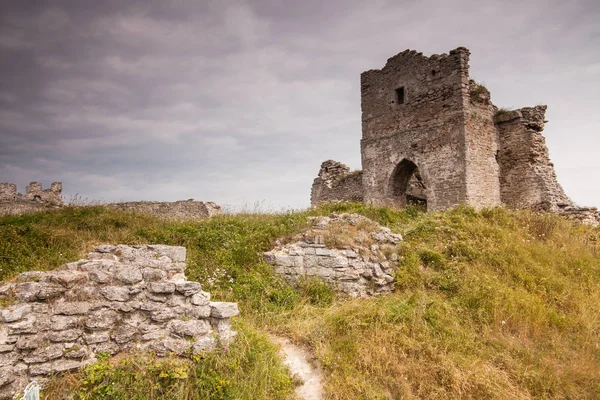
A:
[1,204,600,398]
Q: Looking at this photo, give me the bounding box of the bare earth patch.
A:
[270,335,323,400]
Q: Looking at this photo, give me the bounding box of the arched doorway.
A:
[389,159,427,210]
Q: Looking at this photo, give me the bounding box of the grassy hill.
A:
[1,204,599,399]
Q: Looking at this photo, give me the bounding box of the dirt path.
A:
[270,335,323,400]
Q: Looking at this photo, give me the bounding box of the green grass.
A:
[44,324,294,400]
[1,204,600,399]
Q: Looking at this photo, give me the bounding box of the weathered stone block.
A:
[41,270,87,288]
[22,343,64,364]
[92,341,121,355]
[111,324,138,344]
[168,320,210,337]
[50,315,81,331]
[114,266,143,284]
[152,337,192,356]
[16,271,43,282]
[190,291,210,306]
[315,248,331,256]
[29,359,82,376]
[100,286,130,302]
[48,329,83,342]
[14,282,41,302]
[148,282,176,294]
[210,302,239,319]
[36,282,68,300]
[142,268,166,282]
[83,331,110,345]
[7,316,39,334]
[175,282,202,296]
[53,301,92,315]
[85,309,119,330]
[16,334,45,350]
[150,308,181,322]
[0,305,32,323]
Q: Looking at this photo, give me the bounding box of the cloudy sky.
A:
[0,0,598,211]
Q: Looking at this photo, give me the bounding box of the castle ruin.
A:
[0,182,64,216]
[311,47,597,223]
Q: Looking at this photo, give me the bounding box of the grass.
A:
[44,324,294,400]
[470,81,489,104]
[1,204,600,399]
[495,107,514,118]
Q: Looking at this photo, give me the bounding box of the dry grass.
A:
[2,204,600,398]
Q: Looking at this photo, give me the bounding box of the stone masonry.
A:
[0,182,63,216]
[0,181,222,219]
[310,47,598,225]
[0,245,239,399]
[264,213,402,298]
[310,160,364,205]
[107,200,222,219]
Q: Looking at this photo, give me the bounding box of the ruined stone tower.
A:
[311,46,574,213]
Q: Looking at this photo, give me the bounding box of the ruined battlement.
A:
[312,46,594,224]
[0,182,64,216]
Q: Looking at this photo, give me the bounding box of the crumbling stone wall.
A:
[0,183,222,219]
[495,106,572,210]
[107,200,222,219]
[0,184,17,202]
[0,245,238,399]
[360,48,472,210]
[310,161,364,206]
[24,182,63,206]
[265,213,402,297]
[0,182,63,216]
[311,46,587,220]
[464,81,501,208]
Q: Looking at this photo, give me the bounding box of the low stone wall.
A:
[107,200,222,219]
[0,245,238,399]
[265,214,402,297]
[0,201,58,217]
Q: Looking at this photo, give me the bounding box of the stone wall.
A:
[0,245,238,399]
[0,182,63,217]
[265,213,402,297]
[464,81,501,208]
[310,160,364,206]
[360,48,471,210]
[496,106,572,210]
[0,184,17,202]
[24,182,63,206]
[107,200,222,219]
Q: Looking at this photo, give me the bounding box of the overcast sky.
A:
[0,0,598,211]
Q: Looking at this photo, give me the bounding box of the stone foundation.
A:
[265,214,402,297]
[0,245,238,399]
